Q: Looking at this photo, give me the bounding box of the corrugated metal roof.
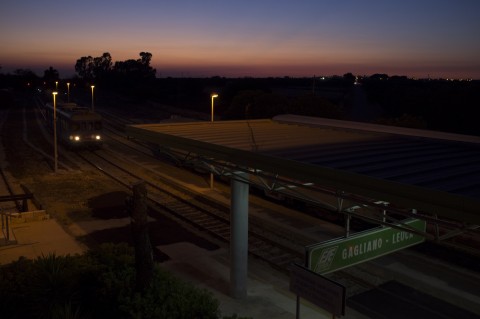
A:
[273,115,480,199]
[131,118,387,152]
[127,114,480,224]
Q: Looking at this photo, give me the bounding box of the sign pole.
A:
[345,213,351,238]
[289,263,346,317]
[296,295,300,319]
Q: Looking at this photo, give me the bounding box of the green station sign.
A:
[307,219,426,274]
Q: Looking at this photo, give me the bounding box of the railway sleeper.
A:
[170,206,195,213]
[197,222,225,230]
[178,211,203,218]
[216,230,231,239]
[193,216,219,223]
[202,221,227,229]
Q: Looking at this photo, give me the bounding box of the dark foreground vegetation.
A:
[0,243,250,319]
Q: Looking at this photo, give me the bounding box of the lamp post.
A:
[91,85,95,111]
[52,91,58,173]
[210,93,218,189]
[55,81,58,91]
[211,93,218,122]
[67,82,70,103]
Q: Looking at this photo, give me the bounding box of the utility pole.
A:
[127,181,154,292]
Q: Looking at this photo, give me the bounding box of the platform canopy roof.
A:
[126,114,480,225]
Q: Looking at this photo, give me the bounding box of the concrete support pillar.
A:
[230,172,249,299]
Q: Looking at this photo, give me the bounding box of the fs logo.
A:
[314,246,338,273]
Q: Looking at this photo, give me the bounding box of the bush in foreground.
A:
[0,243,220,319]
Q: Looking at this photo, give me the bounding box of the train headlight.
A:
[95,135,101,140]
[74,136,80,141]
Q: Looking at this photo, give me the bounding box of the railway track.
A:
[96,106,480,317]
[77,149,304,271]
[13,97,479,317]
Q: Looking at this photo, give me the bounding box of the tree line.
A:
[0,51,156,90]
[73,51,157,97]
[1,60,479,136]
[362,76,480,135]
[74,52,156,82]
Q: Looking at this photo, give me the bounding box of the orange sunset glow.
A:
[1,1,479,78]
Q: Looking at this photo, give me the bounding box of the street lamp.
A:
[55,81,58,91]
[91,85,95,111]
[210,93,218,189]
[211,93,218,122]
[52,91,58,173]
[67,82,70,103]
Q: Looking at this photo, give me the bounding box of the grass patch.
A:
[26,171,125,224]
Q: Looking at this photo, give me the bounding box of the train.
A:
[41,101,103,148]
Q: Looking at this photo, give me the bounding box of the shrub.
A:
[0,243,220,319]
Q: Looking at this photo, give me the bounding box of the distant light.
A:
[95,135,101,140]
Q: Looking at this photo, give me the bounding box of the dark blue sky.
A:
[1,0,479,78]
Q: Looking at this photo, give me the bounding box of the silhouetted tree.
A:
[74,51,156,94]
[75,56,94,80]
[370,73,389,81]
[363,77,480,135]
[107,52,157,99]
[139,51,152,66]
[93,52,112,80]
[112,52,155,79]
[343,72,356,85]
[289,94,344,119]
[224,90,264,119]
[113,59,139,75]
[15,69,39,83]
[0,69,40,90]
[43,67,59,87]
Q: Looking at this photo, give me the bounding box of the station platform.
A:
[1,139,479,318]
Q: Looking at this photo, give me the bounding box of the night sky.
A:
[1,0,479,78]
